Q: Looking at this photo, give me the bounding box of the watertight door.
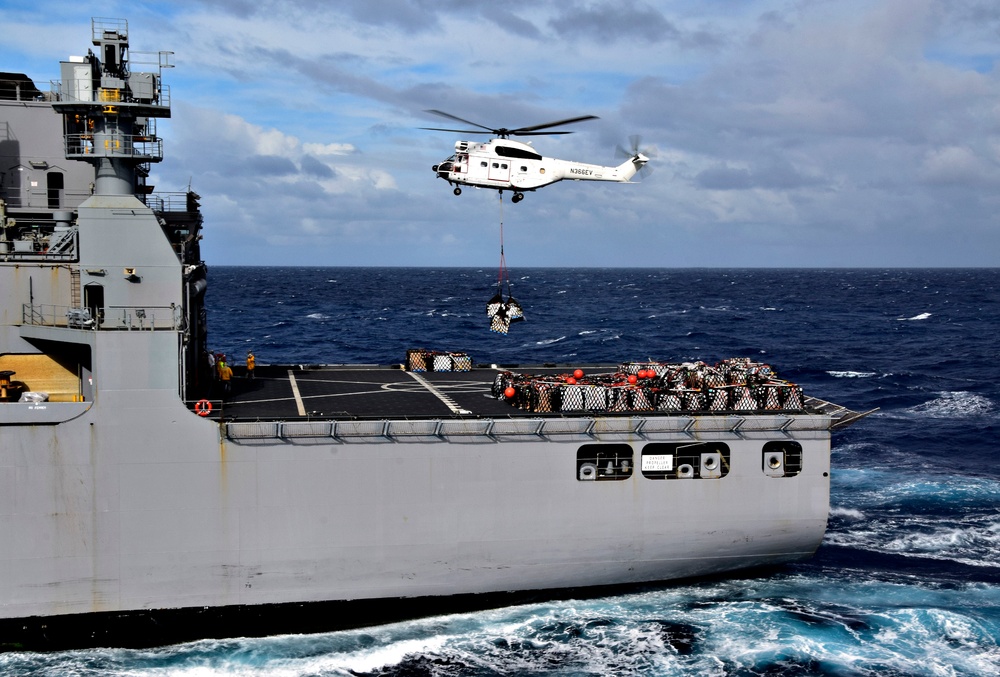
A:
[84,283,105,327]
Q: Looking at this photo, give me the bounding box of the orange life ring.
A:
[195,399,212,416]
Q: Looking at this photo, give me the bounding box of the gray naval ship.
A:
[0,19,870,650]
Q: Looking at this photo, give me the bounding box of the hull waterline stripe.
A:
[288,370,306,416]
[406,370,471,415]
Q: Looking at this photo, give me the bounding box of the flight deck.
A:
[210,364,546,421]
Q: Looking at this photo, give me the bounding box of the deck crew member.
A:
[246,351,255,379]
[219,361,233,395]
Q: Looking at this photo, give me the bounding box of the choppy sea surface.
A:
[5,267,999,676]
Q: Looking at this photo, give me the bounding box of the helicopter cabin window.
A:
[481,161,488,167]
[520,166,528,172]
[495,145,543,161]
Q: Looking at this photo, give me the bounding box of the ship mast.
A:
[52,18,173,197]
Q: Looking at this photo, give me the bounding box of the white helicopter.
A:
[423,110,650,203]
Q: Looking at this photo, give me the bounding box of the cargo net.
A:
[487,192,525,334]
[491,357,804,414]
[406,349,471,372]
[487,292,525,335]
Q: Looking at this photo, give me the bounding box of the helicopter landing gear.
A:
[512,192,524,203]
[453,187,462,196]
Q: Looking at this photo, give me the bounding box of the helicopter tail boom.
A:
[558,153,649,183]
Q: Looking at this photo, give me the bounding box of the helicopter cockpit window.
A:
[495,145,543,161]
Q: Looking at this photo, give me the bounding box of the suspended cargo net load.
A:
[487,292,525,335]
[405,349,472,372]
[487,193,525,334]
[491,357,805,414]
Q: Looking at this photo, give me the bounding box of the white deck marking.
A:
[288,370,307,416]
[405,371,472,415]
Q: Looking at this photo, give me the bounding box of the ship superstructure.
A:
[1,20,867,650]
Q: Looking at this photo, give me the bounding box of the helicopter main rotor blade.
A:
[420,126,496,135]
[511,115,599,135]
[424,109,496,133]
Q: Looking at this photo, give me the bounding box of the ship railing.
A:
[0,189,92,211]
[2,243,78,262]
[92,17,129,42]
[220,409,847,441]
[63,133,164,162]
[22,304,96,329]
[108,305,182,330]
[51,80,171,109]
[145,192,197,213]
[21,303,181,330]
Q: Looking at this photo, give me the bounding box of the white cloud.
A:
[303,142,356,156]
[919,146,998,186]
[7,0,1000,266]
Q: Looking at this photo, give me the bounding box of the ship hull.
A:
[1,380,832,649]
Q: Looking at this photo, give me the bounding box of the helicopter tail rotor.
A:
[615,135,655,181]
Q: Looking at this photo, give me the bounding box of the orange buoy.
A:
[628,374,638,384]
[566,377,577,385]
[194,399,212,416]
[504,386,516,399]
[573,369,584,379]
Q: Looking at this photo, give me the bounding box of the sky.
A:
[2,0,999,267]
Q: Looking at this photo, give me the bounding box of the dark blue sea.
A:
[5,267,999,676]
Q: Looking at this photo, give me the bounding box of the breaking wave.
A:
[905,391,994,418]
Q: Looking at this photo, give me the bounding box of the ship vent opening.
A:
[762,440,803,477]
[577,443,633,481]
[640,442,732,480]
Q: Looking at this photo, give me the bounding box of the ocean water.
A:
[4,267,999,676]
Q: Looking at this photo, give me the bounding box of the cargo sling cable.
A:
[487,193,525,334]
